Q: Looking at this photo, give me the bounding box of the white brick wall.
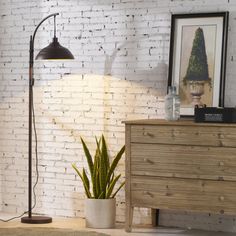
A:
[0,0,236,232]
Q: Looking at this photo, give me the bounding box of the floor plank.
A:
[0,212,234,236]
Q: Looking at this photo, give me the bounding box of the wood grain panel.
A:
[131,143,236,181]
[123,119,236,127]
[125,124,133,232]
[131,125,236,147]
[131,176,236,215]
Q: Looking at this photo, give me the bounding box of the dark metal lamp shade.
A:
[36,37,74,60]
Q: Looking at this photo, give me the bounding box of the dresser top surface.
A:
[123,119,236,127]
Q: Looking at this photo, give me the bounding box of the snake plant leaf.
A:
[98,191,105,199]
[95,136,101,155]
[101,136,108,188]
[106,174,121,198]
[99,146,107,198]
[106,145,125,184]
[72,164,92,198]
[92,159,98,198]
[92,136,102,198]
[101,135,110,172]
[83,182,92,198]
[72,163,83,180]
[92,147,99,198]
[82,168,90,193]
[111,181,125,198]
[96,165,101,197]
[80,137,94,178]
[108,173,114,186]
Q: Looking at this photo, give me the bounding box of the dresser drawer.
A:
[131,143,236,181]
[131,125,236,147]
[131,176,236,215]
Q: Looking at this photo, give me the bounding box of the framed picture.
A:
[168,12,229,116]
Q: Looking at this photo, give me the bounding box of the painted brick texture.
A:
[0,0,235,232]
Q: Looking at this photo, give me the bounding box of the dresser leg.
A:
[151,209,156,226]
[125,206,134,232]
[151,209,159,226]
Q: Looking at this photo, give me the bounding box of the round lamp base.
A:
[21,216,52,224]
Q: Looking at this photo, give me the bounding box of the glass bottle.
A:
[164,86,180,121]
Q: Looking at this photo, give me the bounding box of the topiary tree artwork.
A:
[184,27,210,84]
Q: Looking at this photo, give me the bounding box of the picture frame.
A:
[168,12,229,116]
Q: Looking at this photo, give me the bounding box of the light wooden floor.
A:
[0,213,234,236]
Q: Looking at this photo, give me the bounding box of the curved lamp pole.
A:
[21,13,74,224]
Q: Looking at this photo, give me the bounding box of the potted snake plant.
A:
[72,135,125,228]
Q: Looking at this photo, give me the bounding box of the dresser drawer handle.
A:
[219,162,224,166]
[144,158,154,164]
[143,191,154,198]
[143,131,154,137]
[219,196,225,201]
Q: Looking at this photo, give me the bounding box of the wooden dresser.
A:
[124,119,236,232]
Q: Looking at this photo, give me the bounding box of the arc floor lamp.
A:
[21,13,74,224]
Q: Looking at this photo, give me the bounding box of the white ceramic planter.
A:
[85,198,116,229]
